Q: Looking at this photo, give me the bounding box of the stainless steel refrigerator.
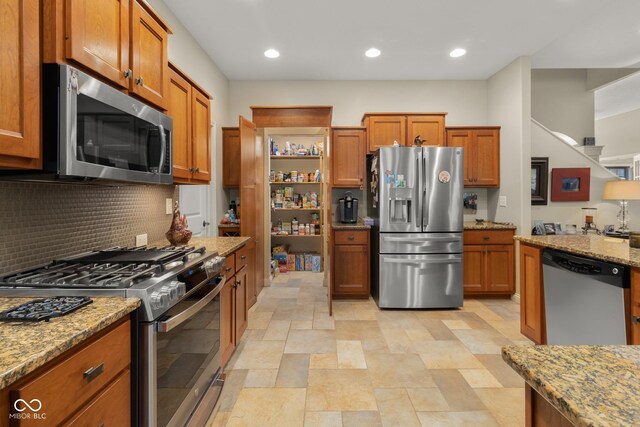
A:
[369,146,464,308]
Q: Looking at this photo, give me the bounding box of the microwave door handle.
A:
[157,124,166,174]
[157,279,223,333]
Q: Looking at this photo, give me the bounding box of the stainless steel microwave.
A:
[39,64,173,185]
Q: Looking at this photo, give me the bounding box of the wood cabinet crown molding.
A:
[250,106,333,128]
[361,112,448,123]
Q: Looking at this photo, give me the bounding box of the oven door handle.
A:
[156,278,223,333]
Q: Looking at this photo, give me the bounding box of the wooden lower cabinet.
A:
[463,231,515,296]
[525,384,573,427]
[631,269,640,345]
[1,318,131,426]
[235,266,249,340]
[519,243,546,344]
[332,230,370,298]
[220,275,236,367]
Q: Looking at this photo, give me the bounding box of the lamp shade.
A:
[602,180,640,200]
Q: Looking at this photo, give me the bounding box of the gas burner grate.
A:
[0,296,93,322]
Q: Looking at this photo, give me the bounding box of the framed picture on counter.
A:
[531,157,549,205]
[551,168,591,201]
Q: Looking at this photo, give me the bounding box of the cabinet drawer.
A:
[67,370,131,427]
[334,230,369,245]
[10,320,130,427]
[464,230,514,245]
[225,254,236,278]
[236,245,250,272]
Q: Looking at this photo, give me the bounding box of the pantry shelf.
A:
[270,182,322,185]
[271,234,322,238]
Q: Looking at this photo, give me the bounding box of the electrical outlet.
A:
[165,198,173,215]
[135,233,148,247]
[499,196,507,207]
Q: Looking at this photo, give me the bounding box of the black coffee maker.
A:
[338,192,358,223]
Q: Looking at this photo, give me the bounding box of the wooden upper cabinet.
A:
[222,127,240,187]
[130,0,169,110]
[0,0,42,169]
[65,0,130,89]
[407,115,445,147]
[191,89,211,182]
[364,115,406,152]
[168,67,192,180]
[167,63,212,184]
[520,243,545,344]
[362,113,447,153]
[446,129,473,185]
[446,126,500,187]
[331,127,366,188]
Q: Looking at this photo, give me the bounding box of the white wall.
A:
[228,81,488,126]
[595,108,640,160]
[147,0,230,228]
[531,120,640,230]
[531,69,594,145]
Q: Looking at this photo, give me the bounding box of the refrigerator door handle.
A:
[415,153,423,231]
[382,258,462,266]
[382,236,460,243]
[422,155,429,230]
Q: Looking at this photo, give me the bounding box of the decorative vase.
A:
[165,201,192,246]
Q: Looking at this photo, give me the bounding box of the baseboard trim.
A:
[511,293,520,304]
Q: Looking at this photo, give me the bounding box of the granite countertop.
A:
[464,221,517,230]
[185,236,252,257]
[0,297,140,390]
[503,345,640,427]
[217,223,240,228]
[515,234,640,268]
[332,220,371,230]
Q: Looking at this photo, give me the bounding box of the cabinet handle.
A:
[83,363,105,383]
[483,236,490,241]
[136,76,144,86]
[348,236,355,241]
[633,316,640,324]
[194,168,200,173]
[226,267,233,273]
[123,69,132,79]
[241,255,247,260]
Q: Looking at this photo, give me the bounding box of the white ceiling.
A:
[595,71,640,120]
[164,0,640,81]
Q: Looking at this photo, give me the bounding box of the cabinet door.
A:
[222,127,240,187]
[333,245,369,295]
[191,89,211,182]
[66,370,130,427]
[242,241,257,308]
[167,67,192,181]
[463,245,484,294]
[65,0,130,88]
[220,276,236,366]
[631,269,640,345]
[234,267,248,343]
[332,128,366,188]
[473,129,500,187]
[520,244,545,344]
[485,245,514,293]
[0,0,41,169]
[446,130,473,185]
[407,115,445,147]
[239,116,257,239]
[367,115,406,152]
[130,0,168,110]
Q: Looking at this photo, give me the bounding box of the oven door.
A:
[140,277,223,427]
[52,64,173,184]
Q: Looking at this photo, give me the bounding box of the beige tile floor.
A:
[208,272,531,427]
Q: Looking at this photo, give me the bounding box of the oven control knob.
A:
[204,256,227,276]
[169,280,186,298]
[159,286,176,302]
[150,291,168,310]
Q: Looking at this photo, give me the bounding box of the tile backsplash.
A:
[0,182,177,275]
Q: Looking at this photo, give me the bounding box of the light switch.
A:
[166,198,173,214]
[135,233,148,247]
[499,196,507,207]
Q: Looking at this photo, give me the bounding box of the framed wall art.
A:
[551,168,590,202]
[531,157,549,205]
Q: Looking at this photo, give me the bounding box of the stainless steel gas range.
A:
[0,246,227,427]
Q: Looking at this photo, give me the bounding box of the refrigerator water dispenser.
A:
[389,187,413,223]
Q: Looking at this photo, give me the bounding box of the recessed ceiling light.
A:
[449,48,466,58]
[365,48,381,58]
[264,49,280,59]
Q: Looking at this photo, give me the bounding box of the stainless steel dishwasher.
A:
[542,249,629,345]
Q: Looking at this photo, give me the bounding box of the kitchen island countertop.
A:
[514,234,640,268]
[0,296,140,390]
[503,344,640,427]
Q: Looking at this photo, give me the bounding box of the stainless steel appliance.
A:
[2,64,173,184]
[369,146,464,308]
[542,249,629,344]
[338,192,359,223]
[0,246,226,426]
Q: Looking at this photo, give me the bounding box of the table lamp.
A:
[602,180,640,233]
